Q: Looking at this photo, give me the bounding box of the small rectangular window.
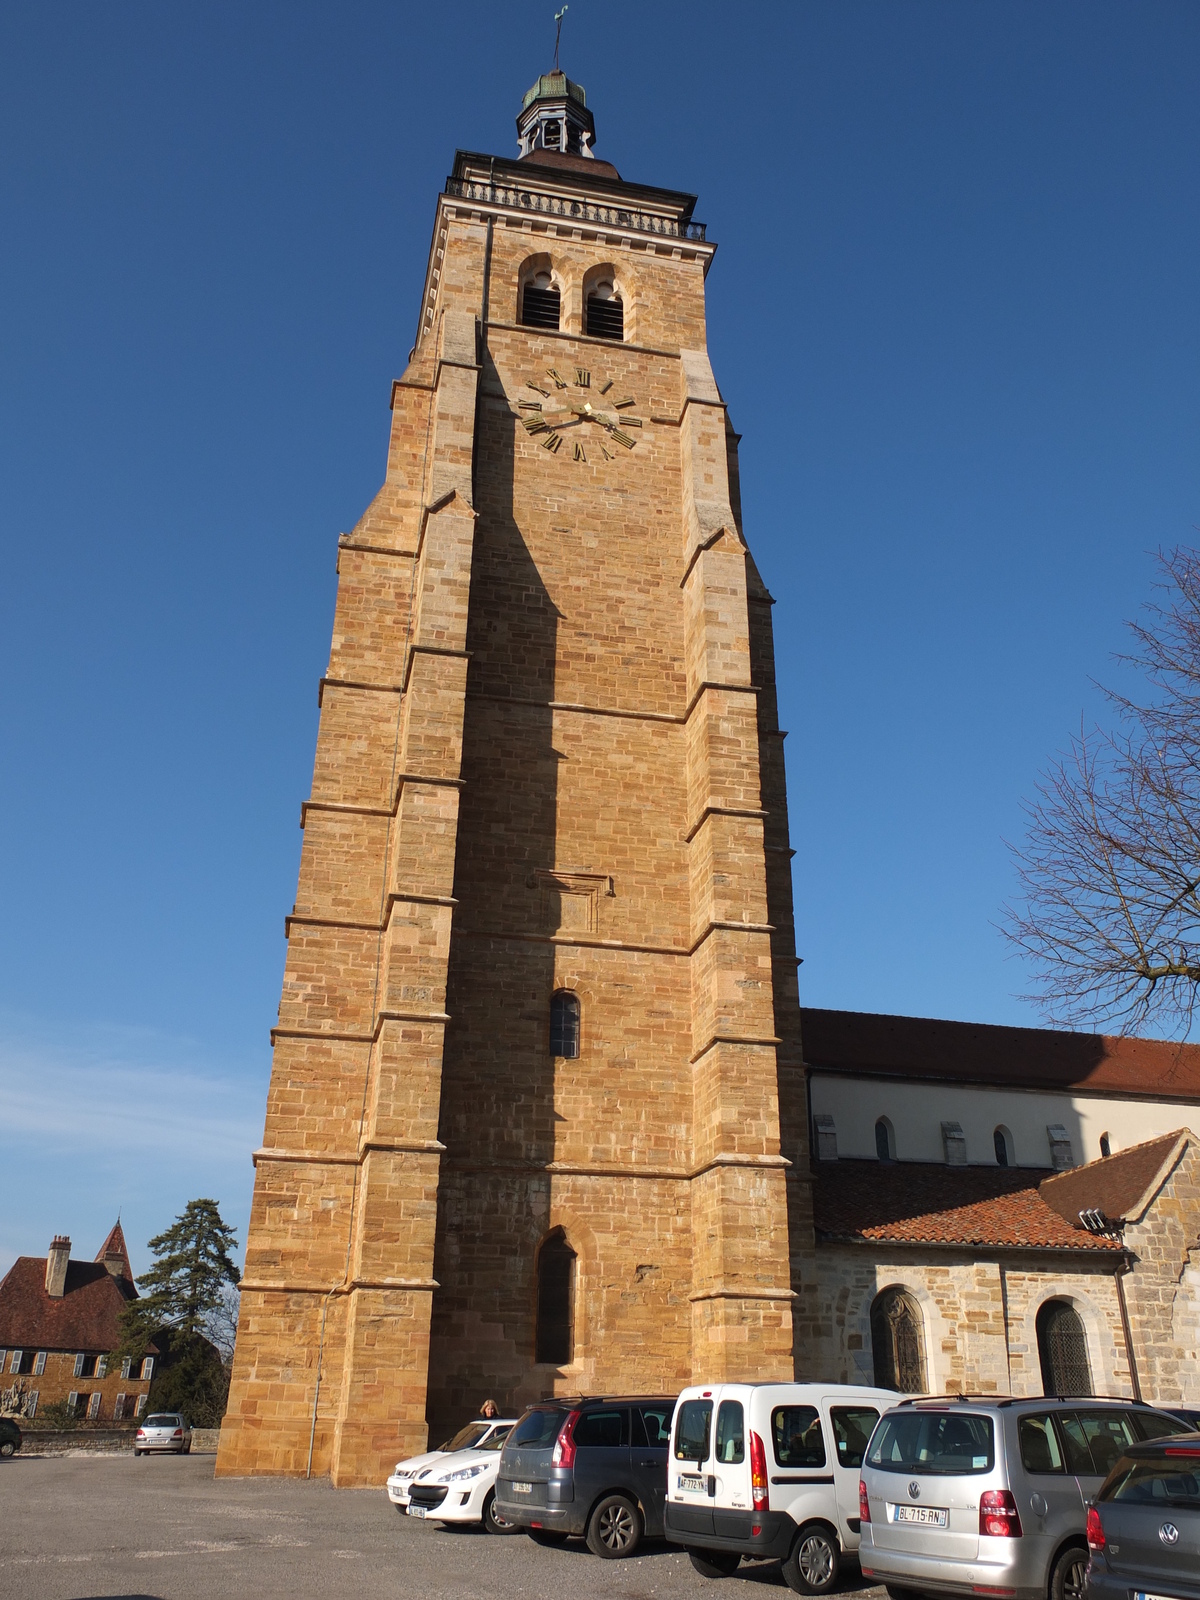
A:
[674,1399,713,1462]
[772,1405,827,1468]
[141,1357,154,1381]
[87,1392,101,1420]
[1018,1413,1066,1475]
[830,1405,881,1470]
[79,1354,97,1378]
[33,1352,46,1376]
[715,1400,745,1464]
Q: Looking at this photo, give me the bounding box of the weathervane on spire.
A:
[553,5,567,71]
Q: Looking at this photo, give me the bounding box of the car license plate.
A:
[891,1504,948,1526]
[512,1482,532,1494]
[1135,1593,1186,1600]
[407,1505,427,1519]
[678,1474,705,1492]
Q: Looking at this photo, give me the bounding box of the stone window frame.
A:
[869,1283,930,1394]
[582,261,629,344]
[516,251,563,331]
[846,1272,946,1395]
[874,1116,896,1163]
[549,988,582,1059]
[1012,1284,1122,1399]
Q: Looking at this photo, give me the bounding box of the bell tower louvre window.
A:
[585,287,623,341]
[521,273,561,331]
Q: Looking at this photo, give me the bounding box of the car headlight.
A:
[443,1463,487,1483]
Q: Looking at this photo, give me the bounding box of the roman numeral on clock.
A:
[523,416,549,434]
[611,430,636,449]
[575,368,590,387]
[574,442,586,462]
[614,396,636,409]
[598,380,613,394]
[546,368,569,389]
[542,431,563,452]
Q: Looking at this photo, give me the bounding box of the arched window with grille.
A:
[994,1125,1013,1166]
[871,1287,927,1393]
[549,990,580,1058]
[535,1228,576,1365]
[875,1117,895,1162]
[1037,1299,1093,1396]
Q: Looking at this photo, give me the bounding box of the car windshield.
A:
[476,1424,513,1452]
[509,1408,568,1449]
[867,1410,995,1475]
[440,1422,490,1452]
[1103,1452,1200,1508]
[144,1415,180,1428]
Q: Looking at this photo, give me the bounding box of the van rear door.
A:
[669,1393,716,1537]
[710,1394,753,1538]
[826,1399,883,1547]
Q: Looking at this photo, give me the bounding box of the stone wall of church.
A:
[1124,1136,1200,1406]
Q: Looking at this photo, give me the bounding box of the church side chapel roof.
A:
[801,1007,1200,1101]
[1039,1130,1193,1229]
[814,1160,1123,1253]
[0,1228,156,1354]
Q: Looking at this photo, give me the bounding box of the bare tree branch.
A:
[1004,546,1200,1036]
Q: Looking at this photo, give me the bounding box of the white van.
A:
[664,1382,896,1593]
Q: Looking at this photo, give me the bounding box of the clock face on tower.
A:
[516,364,645,464]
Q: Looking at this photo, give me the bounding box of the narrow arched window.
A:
[1099,1132,1112,1158]
[875,1117,895,1162]
[549,991,580,1058]
[871,1287,927,1393]
[994,1126,1013,1167]
[535,1228,575,1365]
[1037,1300,1092,1397]
[522,270,561,330]
[585,279,623,341]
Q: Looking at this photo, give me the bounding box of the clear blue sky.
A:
[2,2,1196,1277]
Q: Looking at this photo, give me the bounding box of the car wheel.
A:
[133,1448,142,1457]
[688,1547,741,1577]
[782,1522,840,1595]
[483,1491,520,1535]
[0,1441,15,1459]
[527,1528,568,1547]
[183,1444,191,1455]
[586,1493,642,1559]
[1050,1544,1089,1600]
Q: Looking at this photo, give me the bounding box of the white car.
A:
[406,1433,521,1535]
[386,1419,516,1513]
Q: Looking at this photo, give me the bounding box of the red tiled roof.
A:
[1040,1131,1191,1228]
[94,1221,132,1279]
[814,1160,1122,1252]
[801,1008,1200,1101]
[0,1255,156,1355]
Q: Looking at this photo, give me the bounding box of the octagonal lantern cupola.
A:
[516,71,596,159]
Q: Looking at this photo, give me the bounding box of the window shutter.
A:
[10,1350,22,1374]
[25,1391,38,1419]
[134,1393,147,1417]
[96,1356,107,1379]
[67,1391,79,1415]
[87,1392,101,1419]
[33,1352,46,1375]
[73,1352,84,1377]
[114,1393,126,1420]
[120,1355,132,1379]
[141,1356,154,1381]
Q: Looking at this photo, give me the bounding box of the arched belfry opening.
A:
[535,1228,576,1366]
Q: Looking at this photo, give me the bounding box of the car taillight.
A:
[172,1429,183,1438]
[1086,1505,1106,1551]
[551,1409,581,1469]
[749,1430,768,1512]
[979,1489,1022,1538]
[136,1429,146,1438]
[859,1478,871,1522]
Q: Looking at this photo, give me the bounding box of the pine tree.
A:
[118,1199,239,1356]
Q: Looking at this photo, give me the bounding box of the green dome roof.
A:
[522,72,586,111]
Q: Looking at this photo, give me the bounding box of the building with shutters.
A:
[0,1224,157,1422]
[215,71,1200,1488]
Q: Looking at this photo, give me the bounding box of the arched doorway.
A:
[1037,1299,1093,1396]
[871,1287,927,1392]
[535,1228,576,1365]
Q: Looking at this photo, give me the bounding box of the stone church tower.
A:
[217,72,809,1488]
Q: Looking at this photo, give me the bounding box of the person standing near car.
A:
[479,1398,499,1420]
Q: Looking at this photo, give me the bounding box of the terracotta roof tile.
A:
[814,1160,1122,1252]
[0,1255,156,1354]
[800,1007,1200,1100]
[1039,1130,1193,1228]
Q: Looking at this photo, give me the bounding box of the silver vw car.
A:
[858,1396,1188,1600]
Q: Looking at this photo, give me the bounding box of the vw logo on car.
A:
[908,1481,921,1500]
[1159,1521,1180,1544]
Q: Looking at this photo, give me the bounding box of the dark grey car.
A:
[1085,1429,1200,1600]
[495,1395,675,1558]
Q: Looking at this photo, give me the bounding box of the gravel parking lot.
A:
[0,1451,886,1600]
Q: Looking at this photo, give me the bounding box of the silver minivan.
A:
[858,1396,1188,1600]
